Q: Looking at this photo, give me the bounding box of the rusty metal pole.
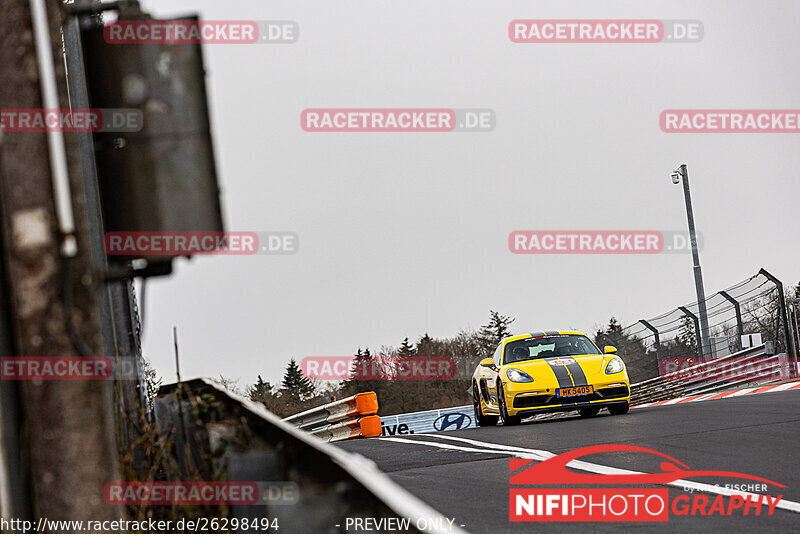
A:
[0,0,123,526]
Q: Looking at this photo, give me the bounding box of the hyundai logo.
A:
[434,412,472,431]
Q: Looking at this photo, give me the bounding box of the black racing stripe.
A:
[566,361,588,386]
[546,357,587,405]
[529,331,545,338]
[544,358,573,388]
[544,330,560,336]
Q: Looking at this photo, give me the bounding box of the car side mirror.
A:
[604,346,618,354]
[480,357,495,368]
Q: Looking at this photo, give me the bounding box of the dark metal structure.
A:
[620,269,798,382]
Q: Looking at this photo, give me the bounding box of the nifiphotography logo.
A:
[509,444,784,522]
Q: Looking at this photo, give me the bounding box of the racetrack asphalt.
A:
[339,389,800,533]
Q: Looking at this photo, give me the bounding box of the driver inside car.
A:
[511,345,529,363]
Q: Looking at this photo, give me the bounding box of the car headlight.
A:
[605,357,624,374]
[506,368,534,383]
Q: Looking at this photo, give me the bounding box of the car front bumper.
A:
[502,380,630,416]
[511,398,630,417]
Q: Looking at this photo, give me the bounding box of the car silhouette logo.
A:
[434,412,472,431]
[510,444,785,487]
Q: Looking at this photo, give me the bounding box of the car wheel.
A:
[497,382,522,426]
[608,403,630,415]
[473,382,498,427]
[578,407,600,418]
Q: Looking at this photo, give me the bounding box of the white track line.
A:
[686,393,722,402]
[727,388,757,397]
[382,437,547,459]
[382,434,800,514]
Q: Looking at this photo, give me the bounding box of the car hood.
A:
[509,354,608,376]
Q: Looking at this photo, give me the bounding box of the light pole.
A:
[671,164,710,360]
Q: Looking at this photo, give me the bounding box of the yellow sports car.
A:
[471,331,630,426]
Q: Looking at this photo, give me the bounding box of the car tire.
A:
[497,382,522,426]
[578,407,600,418]
[608,403,630,415]
[473,382,498,427]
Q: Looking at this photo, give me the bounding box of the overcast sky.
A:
[138,0,800,387]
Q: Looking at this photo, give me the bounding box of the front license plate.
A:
[557,385,594,397]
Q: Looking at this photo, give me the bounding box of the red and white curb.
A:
[632,380,800,409]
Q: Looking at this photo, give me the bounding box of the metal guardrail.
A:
[630,344,791,405]
[283,392,378,430]
[614,269,798,384]
[312,415,382,442]
[282,392,381,441]
[155,379,464,533]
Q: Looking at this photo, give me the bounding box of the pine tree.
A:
[398,337,415,356]
[281,358,315,401]
[596,316,623,347]
[342,347,387,397]
[249,375,274,403]
[477,310,515,353]
[348,348,372,379]
[248,374,286,412]
[607,317,623,336]
[416,333,435,356]
[677,316,698,356]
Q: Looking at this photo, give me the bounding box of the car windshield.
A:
[503,334,601,364]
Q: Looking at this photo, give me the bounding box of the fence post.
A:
[788,298,800,377]
[759,268,797,366]
[678,306,704,360]
[718,290,744,352]
[638,319,661,365]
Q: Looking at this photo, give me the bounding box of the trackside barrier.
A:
[283,392,378,430]
[380,406,476,436]
[381,403,570,435]
[282,392,381,441]
[630,344,791,405]
[155,379,464,534]
[312,415,382,442]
